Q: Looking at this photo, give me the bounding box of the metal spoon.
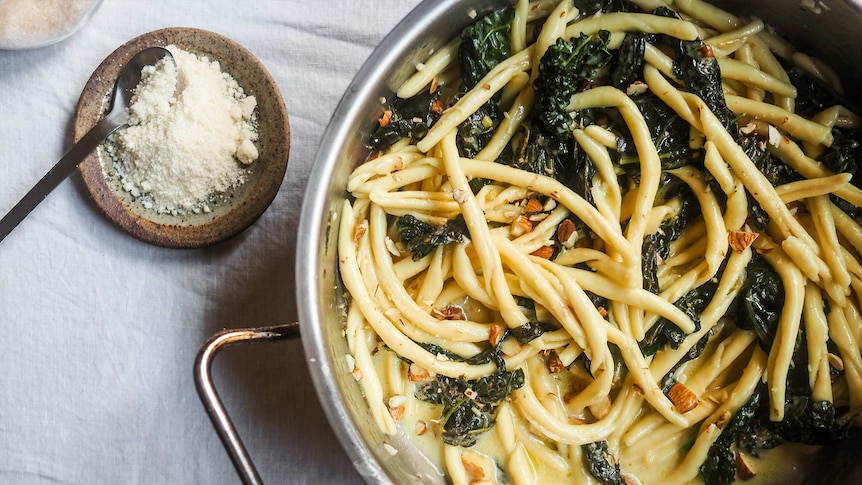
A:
[0,47,175,243]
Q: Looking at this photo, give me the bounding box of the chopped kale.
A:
[729,255,784,351]
[395,214,469,261]
[640,172,700,295]
[573,0,633,16]
[512,122,569,178]
[533,32,613,141]
[457,96,499,157]
[459,7,514,89]
[633,93,705,169]
[414,369,525,447]
[786,64,859,118]
[820,128,860,176]
[583,441,625,485]
[610,32,646,90]
[368,87,443,151]
[701,385,763,485]
[674,39,734,131]
[509,321,556,344]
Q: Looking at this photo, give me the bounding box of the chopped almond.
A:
[755,245,775,255]
[597,306,608,318]
[667,382,699,413]
[557,219,578,248]
[525,197,543,213]
[828,352,845,371]
[408,363,435,382]
[377,109,392,127]
[623,473,643,485]
[489,324,506,346]
[353,222,367,242]
[415,421,428,436]
[714,410,732,429]
[735,452,757,480]
[510,215,533,237]
[430,74,440,93]
[531,246,554,259]
[388,404,404,422]
[728,230,759,253]
[431,98,445,114]
[547,350,565,374]
[434,305,466,321]
[461,450,491,481]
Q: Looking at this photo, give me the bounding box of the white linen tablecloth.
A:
[0,1,420,483]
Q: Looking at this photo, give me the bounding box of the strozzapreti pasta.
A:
[338,1,862,483]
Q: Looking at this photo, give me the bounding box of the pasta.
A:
[338,1,862,484]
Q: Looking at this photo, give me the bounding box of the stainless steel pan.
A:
[194,1,862,483]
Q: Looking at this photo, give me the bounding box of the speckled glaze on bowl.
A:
[74,27,290,249]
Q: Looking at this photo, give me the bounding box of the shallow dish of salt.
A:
[74,27,290,248]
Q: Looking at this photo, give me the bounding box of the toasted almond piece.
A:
[735,452,757,480]
[408,363,435,382]
[547,350,565,374]
[353,222,368,242]
[382,441,398,456]
[557,219,578,248]
[384,236,401,257]
[531,246,554,259]
[388,404,404,422]
[755,244,775,255]
[667,382,699,413]
[714,410,732,429]
[489,324,506,346]
[632,383,645,395]
[415,421,428,436]
[453,188,468,204]
[828,352,845,371]
[461,450,491,481]
[434,305,466,321]
[377,109,393,127]
[623,473,643,485]
[525,197,543,213]
[597,306,608,318]
[511,215,533,237]
[729,230,759,253]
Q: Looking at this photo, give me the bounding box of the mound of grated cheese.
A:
[107,44,259,215]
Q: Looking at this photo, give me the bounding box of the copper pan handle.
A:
[193,323,300,485]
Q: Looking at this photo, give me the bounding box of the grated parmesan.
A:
[106,44,260,215]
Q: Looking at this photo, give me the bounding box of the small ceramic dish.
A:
[74,27,290,248]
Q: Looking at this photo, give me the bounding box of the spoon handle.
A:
[0,114,123,244]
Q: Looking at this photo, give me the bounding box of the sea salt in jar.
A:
[0,0,103,49]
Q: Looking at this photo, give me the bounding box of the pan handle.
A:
[193,323,300,485]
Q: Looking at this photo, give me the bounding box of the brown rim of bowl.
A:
[74,27,290,249]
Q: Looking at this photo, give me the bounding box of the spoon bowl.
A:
[74,28,290,249]
[0,46,174,244]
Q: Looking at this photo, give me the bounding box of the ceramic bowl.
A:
[74,27,290,248]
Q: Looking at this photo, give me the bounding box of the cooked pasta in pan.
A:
[338,0,862,483]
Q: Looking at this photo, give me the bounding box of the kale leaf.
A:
[573,0,632,16]
[611,32,646,90]
[395,214,469,261]
[457,96,499,157]
[634,93,705,169]
[534,32,613,141]
[509,321,556,344]
[729,254,784,351]
[414,369,525,447]
[640,172,700,296]
[583,441,625,485]
[459,7,514,89]
[701,386,763,485]
[674,39,734,131]
[368,87,443,151]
